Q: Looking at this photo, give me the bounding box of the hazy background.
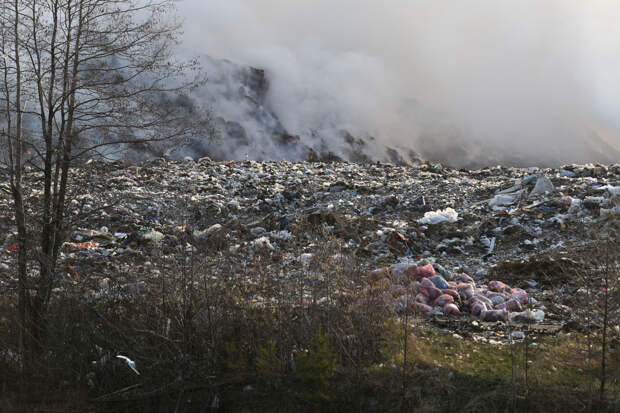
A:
[178,0,620,167]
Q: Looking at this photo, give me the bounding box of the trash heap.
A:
[366,262,545,323]
[0,158,617,332]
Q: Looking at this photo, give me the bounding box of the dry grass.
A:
[0,216,617,412]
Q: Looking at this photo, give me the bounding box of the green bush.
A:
[295,328,337,407]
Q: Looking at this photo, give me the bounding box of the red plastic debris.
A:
[488,280,510,292]
[67,265,79,278]
[471,294,493,308]
[420,278,434,289]
[390,231,407,250]
[495,298,522,312]
[7,244,18,252]
[509,288,529,305]
[421,285,441,300]
[79,241,99,249]
[433,294,455,307]
[440,288,460,300]
[470,300,488,316]
[418,264,435,278]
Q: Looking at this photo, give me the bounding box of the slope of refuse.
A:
[0,159,618,338]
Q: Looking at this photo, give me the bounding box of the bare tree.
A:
[0,0,211,368]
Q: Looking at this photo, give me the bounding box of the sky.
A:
[178,0,620,166]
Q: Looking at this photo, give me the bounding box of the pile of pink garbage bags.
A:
[367,263,533,322]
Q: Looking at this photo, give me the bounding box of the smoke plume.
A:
[179,0,620,167]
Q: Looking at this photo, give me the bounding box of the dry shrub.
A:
[0,214,617,412]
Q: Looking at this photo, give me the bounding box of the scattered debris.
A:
[116,355,140,375]
[0,159,617,340]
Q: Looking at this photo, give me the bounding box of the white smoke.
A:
[179,0,620,167]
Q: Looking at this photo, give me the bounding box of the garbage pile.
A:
[0,158,618,332]
[365,262,546,324]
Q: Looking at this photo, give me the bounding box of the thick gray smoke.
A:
[179,0,620,167]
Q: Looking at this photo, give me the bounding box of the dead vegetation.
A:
[0,156,618,412]
[0,216,617,412]
[489,254,584,287]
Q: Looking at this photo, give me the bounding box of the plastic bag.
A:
[494,298,522,312]
[420,278,435,289]
[455,273,475,284]
[422,285,442,300]
[443,303,461,315]
[481,309,508,322]
[528,174,555,198]
[414,303,433,314]
[510,309,545,323]
[440,288,460,300]
[419,264,436,278]
[490,295,506,306]
[470,294,493,308]
[433,294,454,307]
[430,274,449,289]
[469,299,488,316]
[488,280,509,292]
[391,263,419,282]
[509,288,529,305]
[457,283,475,300]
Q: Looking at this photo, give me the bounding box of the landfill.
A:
[0,159,619,338]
